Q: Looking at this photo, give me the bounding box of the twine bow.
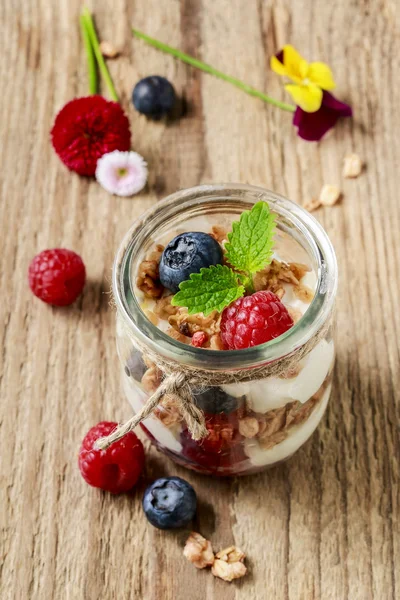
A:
[95,371,208,450]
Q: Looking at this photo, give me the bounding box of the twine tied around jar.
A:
[95,317,330,451]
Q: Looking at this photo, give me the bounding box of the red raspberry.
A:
[191,331,208,347]
[78,422,145,494]
[220,290,294,350]
[51,96,131,176]
[28,249,86,306]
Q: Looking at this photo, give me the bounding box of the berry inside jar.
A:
[119,200,335,475]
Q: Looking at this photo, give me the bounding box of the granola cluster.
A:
[136,244,165,299]
[237,376,329,449]
[183,532,247,582]
[253,259,311,301]
[183,532,215,569]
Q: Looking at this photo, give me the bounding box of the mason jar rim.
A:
[113,183,338,370]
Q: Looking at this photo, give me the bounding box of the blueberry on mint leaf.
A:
[132,76,176,118]
[125,350,147,381]
[159,232,223,293]
[143,477,197,529]
[193,387,242,414]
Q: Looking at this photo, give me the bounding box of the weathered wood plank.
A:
[0,1,398,599]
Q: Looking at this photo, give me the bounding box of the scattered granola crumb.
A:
[238,417,259,438]
[287,306,303,324]
[168,309,221,337]
[153,295,178,320]
[279,364,302,379]
[99,41,119,58]
[293,284,314,303]
[258,430,288,449]
[154,395,182,426]
[289,263,311,281]
[165,326,191,344]
[319,184,341,206]
[215,546,246,563]
[343,153,363,178]
[136,245,165,299]
[209,225,228,243]
[257,417,267,435]
[256,395,321,448]
[183,532,215,569]
[208,333,225,350]
[141,366,163,393]
[253,259,309,294]
[143,309,159,326]
[303,197,321,212]
[212,546,247,582]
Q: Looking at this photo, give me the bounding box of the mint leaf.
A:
[225,201,276,274]
[171,264,244,316]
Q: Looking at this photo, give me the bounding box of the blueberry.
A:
[125,350,147,381]
[132,76,176,118]
[193,387,242,414]
[142,476,197,529]
[159,232,223,293]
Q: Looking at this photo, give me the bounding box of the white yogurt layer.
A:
[222,339,334,413]
[122,375,182,452]
[243,383,331,467]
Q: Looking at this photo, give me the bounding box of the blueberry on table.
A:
[193,387,242,414]
[143,476,197,529]
[132,76,176,118]
[159,232,223,293]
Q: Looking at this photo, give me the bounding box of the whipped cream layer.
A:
[222,339,334,413]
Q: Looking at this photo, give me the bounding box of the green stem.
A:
[132,29,295,113]
[82,7,119,102]
[80,15,98,95]
[246,274,256,294]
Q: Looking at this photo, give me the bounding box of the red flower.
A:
[293,91,353,141]
[51,96,131,176]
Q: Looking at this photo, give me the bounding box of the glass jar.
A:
[113,184,337,476]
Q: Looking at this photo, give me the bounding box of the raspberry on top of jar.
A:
[135,201,317,350]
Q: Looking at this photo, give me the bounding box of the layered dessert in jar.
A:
[114,184,337,476]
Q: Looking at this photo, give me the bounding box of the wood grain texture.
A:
[0,0,399,598]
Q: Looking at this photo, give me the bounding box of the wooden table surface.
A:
[1,1,399,598]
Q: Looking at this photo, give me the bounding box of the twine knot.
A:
[95,371,208,450]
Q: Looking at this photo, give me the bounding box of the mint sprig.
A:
[172,202,276,315]
[225,201,276,280]
[171,265,245,316]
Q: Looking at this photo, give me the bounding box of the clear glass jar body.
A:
[114,184,337,476]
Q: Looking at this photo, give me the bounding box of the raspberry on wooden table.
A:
[28,248,86,306]
[78,422,145,494]
[220,290,294,350]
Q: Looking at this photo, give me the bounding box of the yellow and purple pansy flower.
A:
[271,45,352,141]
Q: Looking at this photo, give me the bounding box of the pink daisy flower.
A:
[95,150,148,196]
